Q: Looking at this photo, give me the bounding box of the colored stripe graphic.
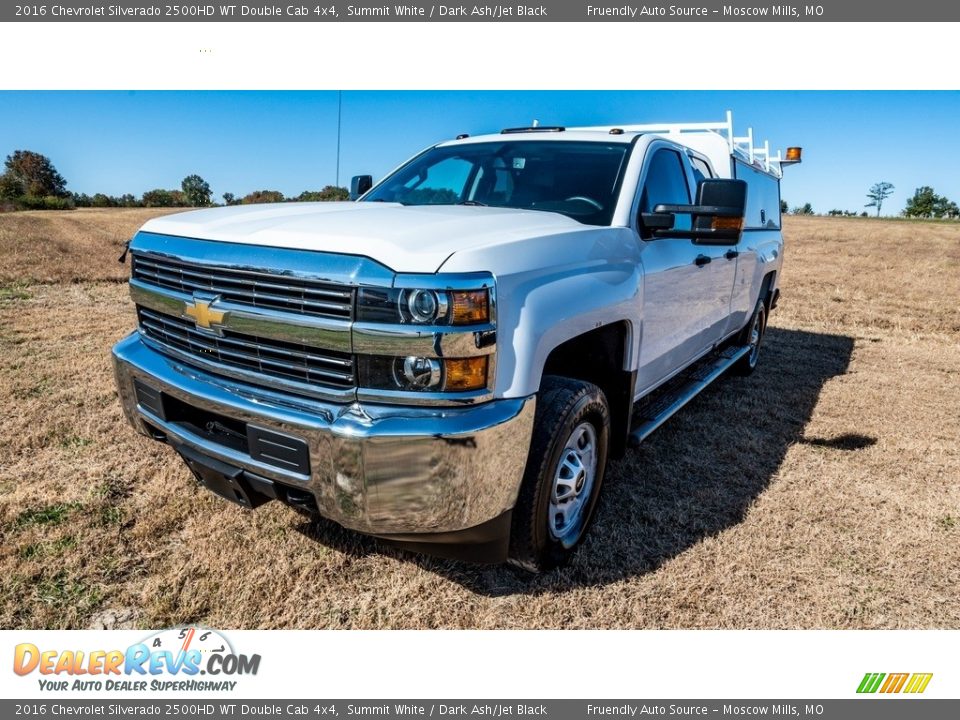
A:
[857,672,932,694]
[880,673,909,693]
[904,673,933,694]
[857,673,885,693]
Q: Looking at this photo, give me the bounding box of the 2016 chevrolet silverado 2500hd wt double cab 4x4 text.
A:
[113,112,801,571]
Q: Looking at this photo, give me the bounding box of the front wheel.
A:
[508,376,610,572]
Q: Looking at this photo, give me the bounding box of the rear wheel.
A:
[508,376,610,572]
[731,301,766,376]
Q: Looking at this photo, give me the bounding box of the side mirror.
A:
[649,179,748,245]
[350,175,373,200]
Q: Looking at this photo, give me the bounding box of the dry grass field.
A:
[1,209,958,629]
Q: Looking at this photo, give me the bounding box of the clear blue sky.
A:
[1,90,957,215]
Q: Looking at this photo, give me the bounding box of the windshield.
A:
[362,140,631,226]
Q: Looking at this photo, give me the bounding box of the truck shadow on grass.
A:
[298,326,859,596]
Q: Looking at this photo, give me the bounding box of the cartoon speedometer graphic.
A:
[141,627,234,659]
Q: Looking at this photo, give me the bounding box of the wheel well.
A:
[760,271,776,311]
[541,322,635,459]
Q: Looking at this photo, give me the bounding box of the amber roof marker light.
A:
[781,146,803,166]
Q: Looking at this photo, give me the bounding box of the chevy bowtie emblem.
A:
[184,296,227,331]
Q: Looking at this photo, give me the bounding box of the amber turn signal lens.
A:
[712,216,743,231]
[450,290,489,325]
[443,356,488,391]
[786,146,802,162]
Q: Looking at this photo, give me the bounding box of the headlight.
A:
[357,287,490,325]
[405,289,447,324]
[397,356,442,389]
[358,355,488,393]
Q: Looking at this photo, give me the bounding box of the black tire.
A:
[731,300,767,376]
[508,376,610,572]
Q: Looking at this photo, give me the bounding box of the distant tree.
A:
[12,195,74,210]
[779,199,788,214]
[933,196,959,219]
[119,193,139,207]
[142,188,175,207]
[222,192,237,206]
[865,181,894,216]
[2,150,68,198]
[791,203,814,216]
[828,209,843,216]
[904,186,939,218]
[241,189,285,204]
[296,185,350,202]
[91,193,115,208]
[71,192,92,207]
[0,172,21,200]
[181,174,212,207]
[860,211,868,217]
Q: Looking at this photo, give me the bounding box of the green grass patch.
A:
[36,571,103,612]
[60,435,93,451]
[18,536,77,560]
[97,505,125,528]
[0,282,31,302]
[13,501,82,529]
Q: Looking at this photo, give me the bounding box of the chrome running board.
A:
[628,344,751,447]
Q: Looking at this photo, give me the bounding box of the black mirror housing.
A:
[350,175,373,200]
[650,179,748,245]
[640,212,675,230]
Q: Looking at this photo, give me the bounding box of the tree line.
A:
[3,149,958,219]
[0,150,348,212]
[782,180,959,219]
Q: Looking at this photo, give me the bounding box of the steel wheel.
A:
[548,421,598,548]
[732,301,767,376]
[747,306,764,368]
[509,376,610,572]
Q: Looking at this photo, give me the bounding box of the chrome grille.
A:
[132,253,354,321]
[137,307,355,389]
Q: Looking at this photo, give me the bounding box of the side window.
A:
[638,149,692,238]
[690,156,714,184]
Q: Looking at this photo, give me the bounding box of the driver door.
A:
[634,146,727,394]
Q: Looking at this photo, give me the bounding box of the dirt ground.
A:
[1,210,958,629]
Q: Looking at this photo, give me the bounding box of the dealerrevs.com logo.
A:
[13,627,260,692]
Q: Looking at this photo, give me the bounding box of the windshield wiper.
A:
[456,200,488,206]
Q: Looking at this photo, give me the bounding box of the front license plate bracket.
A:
[175,444,272,509]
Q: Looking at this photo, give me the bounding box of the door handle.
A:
[694,254,712,267]
[725,249,739,260]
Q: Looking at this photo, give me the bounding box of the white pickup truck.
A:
[113,112,799,571]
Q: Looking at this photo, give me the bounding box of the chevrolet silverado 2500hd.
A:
[113,112,799,570]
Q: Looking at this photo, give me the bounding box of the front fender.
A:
[495,260,642,398]
[438,226,644,399]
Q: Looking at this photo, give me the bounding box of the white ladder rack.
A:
[570,110,787,177]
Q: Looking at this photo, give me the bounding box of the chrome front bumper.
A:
[112,332,535,537]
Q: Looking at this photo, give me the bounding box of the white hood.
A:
[140,201,591,273]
